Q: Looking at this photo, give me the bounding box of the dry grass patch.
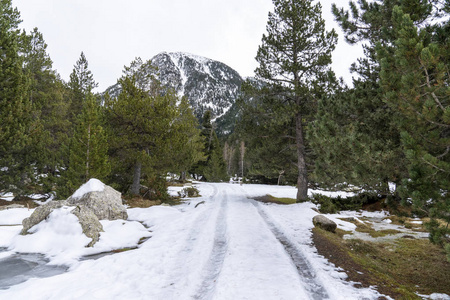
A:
[124,197,161,208]
[313,228,450,299]
[252,194,296,205]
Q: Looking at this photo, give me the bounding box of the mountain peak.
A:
[151,52,243,119]
[104,52,244,121]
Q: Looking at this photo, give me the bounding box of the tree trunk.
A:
[277,170,285,186]
[240,140,245,179]
[85,123,91,182]
[295,112,308,202]
[130,161,142,196]
[179,171,186,183]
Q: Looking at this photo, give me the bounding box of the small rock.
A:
[313,215,337,233]
[401,235,416,239]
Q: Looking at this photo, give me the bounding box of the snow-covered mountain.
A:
[105,52,244,120]
[153,52,243,119]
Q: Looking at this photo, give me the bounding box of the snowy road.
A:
[0,183,385,299]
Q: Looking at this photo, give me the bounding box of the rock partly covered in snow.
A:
[313,215,337,233]
[70,205,104,247]
[20,179,127,246]
[21,201,67,235]
[67,181,127,221]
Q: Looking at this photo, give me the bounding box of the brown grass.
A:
[313,228,450,299]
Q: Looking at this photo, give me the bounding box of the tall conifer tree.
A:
[0,0,38,194]
[63,90,110,196]
[254,0,337,201]
[68,52,98,120]
[311,0,438,195]
[106,58,204,194]
[21,28,71,190]
[379,6,449,245]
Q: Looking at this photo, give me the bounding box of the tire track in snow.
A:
[252,201,330,300]
[192,188,228,300]
[159,183,220,297]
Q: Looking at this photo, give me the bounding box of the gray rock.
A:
[21,201,104,247]
[313,215,337,233]
[20,183,127,247]
[71,205,104,247]
[67,185,128,221]
[21,201,68,235]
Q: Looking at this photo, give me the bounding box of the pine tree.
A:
[379,5,449,237]
[254,0,337,201]
[236,81,298,184]
[0,0,38,194]
[191,110,228,182]
[68,52,98,120]
[106,58,203,195]
[167,97,205,182]
[311,0,439,195]
[63,90,110,196]
[310,79,405,194]
[21,28,71,192]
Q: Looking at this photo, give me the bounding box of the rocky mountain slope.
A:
[105,52,244,121]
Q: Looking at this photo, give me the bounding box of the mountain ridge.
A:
[104,51,245,121]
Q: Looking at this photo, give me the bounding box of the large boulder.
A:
[21,201,104,246]
[67,180,128,221]
[20,179,127,247]
[313,215,337,233]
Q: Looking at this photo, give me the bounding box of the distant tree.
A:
[62,90,110,196]
[191,110,228,182]
[237,82,298,185]
[166,97,205,183]
[68,52,98,119]
[254,0,337,201]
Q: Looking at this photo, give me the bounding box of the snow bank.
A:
[0,226,22,248]
[241,183,356,200]
[9,207,91,264]
[70,178,105,199]
[0,208,34,225]
[3,205,151,266]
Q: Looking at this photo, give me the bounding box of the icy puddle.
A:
[0,250,68,290]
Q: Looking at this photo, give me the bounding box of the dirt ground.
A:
[312,228,401,299]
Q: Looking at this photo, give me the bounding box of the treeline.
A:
[0,0,226,199]
[224,0,449,248]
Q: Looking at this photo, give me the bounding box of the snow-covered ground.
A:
[0,182,445,299]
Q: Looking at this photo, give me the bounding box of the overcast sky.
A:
[12,0,363,91]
